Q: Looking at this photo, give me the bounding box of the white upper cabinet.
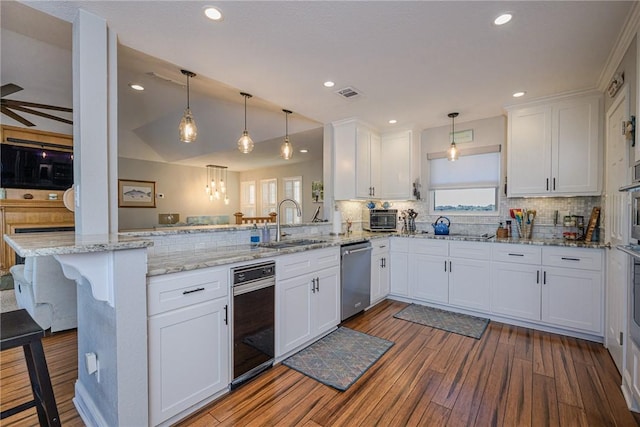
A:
[379,130,419,200]
[333,119,418,200]
[507,92,602,197]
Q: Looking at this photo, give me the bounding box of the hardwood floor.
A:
[1,299,639,426]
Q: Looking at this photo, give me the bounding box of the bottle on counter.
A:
[250,224,261,247]
[261,223,270,243]
[506,220,512,238]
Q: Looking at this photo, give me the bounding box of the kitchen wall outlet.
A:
[157,193,165,198]
[85,352,99,382]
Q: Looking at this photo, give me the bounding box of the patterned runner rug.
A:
[394,304,489,339]
[282,327,394,391]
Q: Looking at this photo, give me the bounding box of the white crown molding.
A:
[597,1,640,92]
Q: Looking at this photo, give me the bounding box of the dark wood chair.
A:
[1,309,60,426]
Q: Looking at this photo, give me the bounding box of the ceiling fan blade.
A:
[3,99,72,113]
[1,83,23,98]
[1,105,35,127]
[8,104,73,125]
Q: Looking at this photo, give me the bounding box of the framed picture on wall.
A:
[118,179,156,208]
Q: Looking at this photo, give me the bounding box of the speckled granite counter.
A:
[3,231,153,257]
[4,227,605,277]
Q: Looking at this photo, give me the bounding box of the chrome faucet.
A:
[276,198,302,242]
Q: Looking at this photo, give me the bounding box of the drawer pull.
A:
[537,270,540,284]
[508,253,525,257]
[561,257,581,262]
[183,287,205,295]
[224,305,228,325]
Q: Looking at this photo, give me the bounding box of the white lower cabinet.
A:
[389,237,409,297]
[147,267,229,426]
[490,244,603,335]
[370,238,390,304]
[389,239,604,337]
[491,262,541,321]
[276,247,340,358]
[408,240,490,311]
[542,266,602,333]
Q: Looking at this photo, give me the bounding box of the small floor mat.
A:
[282,327,394,391]
[394,303,489,339]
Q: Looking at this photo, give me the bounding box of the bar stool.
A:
[1,309,60,426]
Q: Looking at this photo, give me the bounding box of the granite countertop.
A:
[3,227,607,277]
[3,231,153,257]
[146,231,607,276]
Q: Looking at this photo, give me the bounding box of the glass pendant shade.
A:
[179,107,198,143]
[238,92,254,153]
[237,130,254,154]
[280,138,293,160]
[179,70,197,143]
[280,109,293,160]
[447,112,459,162]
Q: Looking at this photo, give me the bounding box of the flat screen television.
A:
[1,143,73,190]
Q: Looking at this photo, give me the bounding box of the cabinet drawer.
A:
[542,247,603,271]
[371,238,389,255]
[450,241,491,261]
[148,267,228,316]
[277,247,340,281]
[390,237,409,252]
[410,239,448,255]
[492,244,541,265]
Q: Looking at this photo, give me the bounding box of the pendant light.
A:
[447,112,459,162]
[280,109,293,160]
[178,69,198,143]
[205,165,229,202]
[238,92,254,153]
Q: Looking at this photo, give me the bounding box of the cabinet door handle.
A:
[316,277,320,292]
[183,287,205,295]
[546,178,549,191]
[543,271,547,285]
[444,260,447,272]
[449,261,452,272]
[553,178,556,191]
[537,270,540,284]
[561,257,581,262]
[508,253,525,257]
[383,258,386,268]
[311,278,316,293]
[224,305,228,325]
[380,258,384,268]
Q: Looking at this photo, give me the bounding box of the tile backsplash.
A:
[337,196,603,240]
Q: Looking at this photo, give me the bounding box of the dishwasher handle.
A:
[343,246,373,256]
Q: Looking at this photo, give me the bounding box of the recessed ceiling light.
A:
[204,6,223,21]
[129,83,144,91]
[299,149,309,153]
[388,119,397,124]
[494,13,512,26]
[512,91,526,98]
[323,81,335,88]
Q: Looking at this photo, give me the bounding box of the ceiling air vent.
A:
[335,86,362,100]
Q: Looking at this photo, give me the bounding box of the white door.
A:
[605,86,630,372]
[448,258,491,311]
[410,254,448,303]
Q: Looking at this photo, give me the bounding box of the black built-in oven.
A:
[230,261,275,389]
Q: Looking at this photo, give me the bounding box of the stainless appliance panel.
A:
[231,261,275,389]
[632,259,640,346]
[340,241,372,320]
[363,209,398,231]
[633,192,640,240]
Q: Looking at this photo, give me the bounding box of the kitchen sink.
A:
[259,239,326,249]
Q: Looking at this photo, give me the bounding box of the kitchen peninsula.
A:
[4,223,607,426]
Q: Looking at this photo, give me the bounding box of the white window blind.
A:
[429,152,500,189]
[260,178,277,215]
[240,181,256,217]
[283,176,302,224]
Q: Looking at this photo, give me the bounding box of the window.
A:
[429,149,500,214]
[240,181,256,217]
[260,179,277,215]
[283,176,302,224]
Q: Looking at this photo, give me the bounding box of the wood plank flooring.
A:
[1,299,639,426]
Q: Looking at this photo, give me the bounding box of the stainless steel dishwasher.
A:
[231,261,275,389]
[340,240,372,320]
